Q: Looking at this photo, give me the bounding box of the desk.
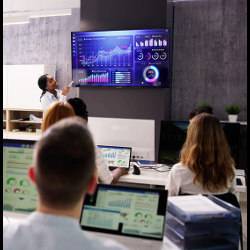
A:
[3,211,179,250]
[119,165,247,199]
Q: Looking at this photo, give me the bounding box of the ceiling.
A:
[3,0,80,25]
[3,0,80,13]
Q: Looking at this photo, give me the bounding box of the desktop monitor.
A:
[71,29,170,87]
[3,139,38,213]
[158,121,241,169]
[80,184,168,240]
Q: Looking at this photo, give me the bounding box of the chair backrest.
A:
[213,192,240,208]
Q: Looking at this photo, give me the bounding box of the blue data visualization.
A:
[71,29,170,87]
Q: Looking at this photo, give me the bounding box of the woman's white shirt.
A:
[41,90,66,115]
[165,162,236,196]
[95,147,113,184]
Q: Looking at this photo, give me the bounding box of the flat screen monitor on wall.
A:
[71,29,170,87]
[158,121,241,169]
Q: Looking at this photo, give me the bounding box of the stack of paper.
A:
[165,195,241,249]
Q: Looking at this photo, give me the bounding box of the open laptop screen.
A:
[3,139,38,213]
[97,145,132,170]
[80,184,168,240]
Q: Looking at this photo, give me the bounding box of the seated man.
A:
[3,117,126,250]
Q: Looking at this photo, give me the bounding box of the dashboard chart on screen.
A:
[71,29,170,87]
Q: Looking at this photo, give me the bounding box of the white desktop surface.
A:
[3,211,179,250]
[119,165,246,193]
[119,165,169,186]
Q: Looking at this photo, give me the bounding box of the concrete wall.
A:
[171,0,247,121]
[3,8,81,99]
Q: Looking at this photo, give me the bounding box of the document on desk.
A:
[168,195,228,214]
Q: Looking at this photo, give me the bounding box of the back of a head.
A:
[41,101,75,132]
[189,107,213,120]
[67,98,89,121]
[34,117,95,208]
[181,113,235,192]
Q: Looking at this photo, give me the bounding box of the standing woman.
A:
[38,74,71,115]
[165,113,236,196]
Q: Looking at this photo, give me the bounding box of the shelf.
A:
[9,120,42,124]
[3,109,43,139]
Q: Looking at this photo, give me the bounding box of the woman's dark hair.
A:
[189,107,213,120]
[67,98,89,121]
[38,74,48,102]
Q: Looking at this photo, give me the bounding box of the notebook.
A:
[79,184,168,240]
[3,139,38,213]
[97,145,132,171]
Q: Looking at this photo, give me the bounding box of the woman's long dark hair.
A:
[38,74,48,102]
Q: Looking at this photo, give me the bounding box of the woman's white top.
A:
[95,147,113,184]
[41,90,66,115]
[165,162,236,196]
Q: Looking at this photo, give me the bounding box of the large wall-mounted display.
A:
[72,29,170,87]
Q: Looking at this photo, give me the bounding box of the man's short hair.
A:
[34,117,95,209]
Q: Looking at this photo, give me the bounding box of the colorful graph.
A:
[79,72,109,83]
[135,39,167,47]
[79,44,132,67]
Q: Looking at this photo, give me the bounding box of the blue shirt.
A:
[3,212,127,250]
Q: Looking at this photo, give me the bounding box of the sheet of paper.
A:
[168,195,228,214]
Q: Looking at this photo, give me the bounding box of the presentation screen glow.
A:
[71,29,170,87]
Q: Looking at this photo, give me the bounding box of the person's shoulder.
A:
[83,232,127,250]
[171,162,186,171]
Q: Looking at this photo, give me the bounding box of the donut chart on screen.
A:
[143,65,159,83]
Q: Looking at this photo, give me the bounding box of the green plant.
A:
[225,104,241,115]
[196,102,213,110]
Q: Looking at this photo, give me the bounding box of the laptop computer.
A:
[97,145,132,171]
[79,184,168,240]
[3,139,38,213]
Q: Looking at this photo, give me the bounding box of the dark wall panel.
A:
[80,0,167,31]
[171,0,247,121]
[79,0,170,159]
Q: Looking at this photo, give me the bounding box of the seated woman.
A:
[41,101,75,132]
[165,113,236,196]
[67,97,128,185]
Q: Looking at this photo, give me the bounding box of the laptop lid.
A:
[3,139,38,213]
[79,184,168,240]
[97,145,132,171]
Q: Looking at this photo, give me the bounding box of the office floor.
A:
[239,192,247,250]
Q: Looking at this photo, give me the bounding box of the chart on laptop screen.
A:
[3,141,38,213]
[97,145,131,168]
[80,185,167,240]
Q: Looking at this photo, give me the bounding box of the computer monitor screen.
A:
[158,121,189,166]
[3,139,38,213]
[71,29,170,87]
[97,145,131,170]
[158,121,241,169]
[80,184,168,240]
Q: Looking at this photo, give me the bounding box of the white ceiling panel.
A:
[3,0,80,13]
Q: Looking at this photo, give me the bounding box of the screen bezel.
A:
[71,28,171,89]
[79,184,168,241]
